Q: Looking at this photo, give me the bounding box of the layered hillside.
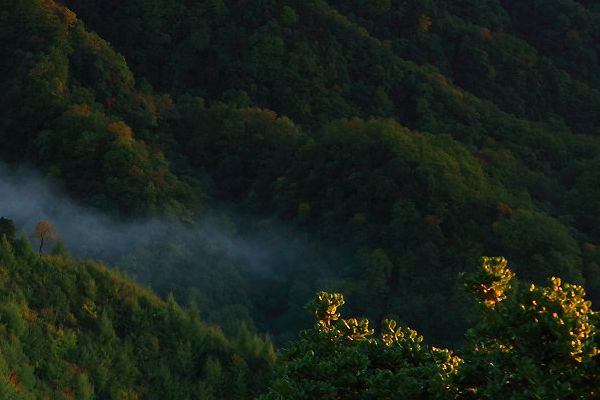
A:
[2,0,600,346]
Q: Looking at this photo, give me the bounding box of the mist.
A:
[1,162,164,259]
[0,162,331,337]
[0,162,310,268]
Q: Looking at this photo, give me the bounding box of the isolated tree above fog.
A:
[33,220,57,254]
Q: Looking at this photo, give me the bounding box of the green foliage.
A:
[460,258,600,399]
[261,290,461,399]
[2,0,600,353]
[0,234,275,399]
[0,0,199,216]
[263,258,599,399]
[461,256,515,307]
[308,291,374,342]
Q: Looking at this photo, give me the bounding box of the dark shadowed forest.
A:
[0,0,599,398]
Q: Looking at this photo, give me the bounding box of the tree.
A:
[262,257,599,399]
[260,291,461,399]
[459,257,599,399]
[33,221,57,254]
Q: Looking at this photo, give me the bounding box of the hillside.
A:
[0,224,274,399]
[64,0,600,134]
[1,0,600,348]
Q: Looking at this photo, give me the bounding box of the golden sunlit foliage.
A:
[262,258,599,399]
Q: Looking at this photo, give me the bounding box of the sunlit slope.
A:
[0,234,274,399]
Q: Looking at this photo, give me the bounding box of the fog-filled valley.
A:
[1,0,600,398]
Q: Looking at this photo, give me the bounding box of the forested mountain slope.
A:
[63,0,600,134]
[0,224,274,399]
[1,0,200,215]
[2,0,600,347]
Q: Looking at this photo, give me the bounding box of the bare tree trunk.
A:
[39,237,44,254]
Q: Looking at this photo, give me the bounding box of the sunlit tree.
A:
[262,257,599,399]
[33,220,57,254]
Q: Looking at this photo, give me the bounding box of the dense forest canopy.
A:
[1,0,600,397]
[0,224,275,399]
